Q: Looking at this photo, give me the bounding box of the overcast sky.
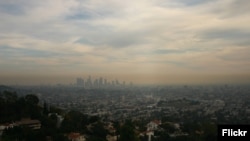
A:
[0,0,250,85]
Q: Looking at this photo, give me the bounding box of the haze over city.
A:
[0,0,250,85]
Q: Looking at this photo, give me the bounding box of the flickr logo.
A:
[222,129,247,136]
[218,125,250,141]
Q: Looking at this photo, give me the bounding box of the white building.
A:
[147,120,161,131]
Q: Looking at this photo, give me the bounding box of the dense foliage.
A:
[0,89,218,141]
[0,90,109,141]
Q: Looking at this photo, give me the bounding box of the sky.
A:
[0,0,250,85]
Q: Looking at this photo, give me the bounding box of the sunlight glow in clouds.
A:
[0,0,250,85]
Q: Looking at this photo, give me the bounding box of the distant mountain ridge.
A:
[0,85,15,93]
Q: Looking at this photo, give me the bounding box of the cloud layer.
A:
[0,0,250,84]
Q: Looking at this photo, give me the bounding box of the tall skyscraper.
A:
[115,79,120,85]
[76,78,84,86]
[99,77,103,88]
[86,75,92,88]
[93,78,99,88]
[104,79,107,87]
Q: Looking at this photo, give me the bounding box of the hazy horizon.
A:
[1,0,250,85]
[1,73,250,86]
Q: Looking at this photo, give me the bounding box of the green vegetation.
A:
[0,88,241,141]
[0,91,109,141]
[119,120,139,141]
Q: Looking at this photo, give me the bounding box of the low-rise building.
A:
[68,132,86,141]
[15,118,41,130]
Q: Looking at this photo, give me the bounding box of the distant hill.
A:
[0,85,12,89]
[0,85,14,93]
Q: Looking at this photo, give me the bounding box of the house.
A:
[139,130,154,141]
[147,120,161,131]
[0,119,40,136]
[146,131,154,141]
[106,134,117,141]
[15,118,41,130]
[0,123,14,136]
[139,120,162,141]
[68,132,86,141]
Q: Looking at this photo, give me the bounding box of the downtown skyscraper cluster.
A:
[76,76,132,89]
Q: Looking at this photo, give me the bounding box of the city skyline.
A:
[0,0,250,85]
[76,76,132,88]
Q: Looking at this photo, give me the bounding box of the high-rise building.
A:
[86,75,92,88]
[76,78,84,86]
[93,79,99,88]
[104,79,107,86]
[76,76,133,89]
[123,81,126,86]
[115,79,120,85]
[99,77,103,87]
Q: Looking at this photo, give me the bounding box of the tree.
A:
[0,91,19,122]
[153,131,170,141]
[61,110,88,133]
[160,123,176,134]
[119,120,139,141]
[2,90,18,103]
[43,102,49,116]
[23,94,42,118]
[87,121,108,141]
[25,94,39,105]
